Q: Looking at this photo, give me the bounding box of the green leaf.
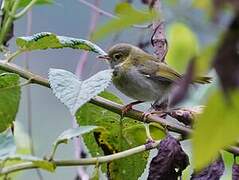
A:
[166,22,199,73]
[18,0,54,8]
[0,130,16,158]
[0,73,21,132]
[123,123,165,145]
[192,91,239,170]
[48,68,113,115]
[92,2,158,41]
[16,32,107,55]
[49,126,98,160]
[0,154,55,172]
[76,91,165,179]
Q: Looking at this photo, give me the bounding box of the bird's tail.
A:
[193,76,212,84]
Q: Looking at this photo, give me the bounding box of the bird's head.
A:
[98,43,133,68]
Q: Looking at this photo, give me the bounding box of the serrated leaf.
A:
[16,32,107,55]
[0,130,16,158]
[0,154,55,172]
[0,73,21,132]
[76,91,165,179]
[166,22,199,73]
[92,2,158,41]
[18,0,53,8]
[48,68,113,115]
[192,91,239,170]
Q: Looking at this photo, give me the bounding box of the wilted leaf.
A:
[192,91,239,169]
[92,2,158,41]
[191,156,225,179]
[0,130,16,158]
[18,0,53,8]
[48,68,113,114]
[166,22,199,73]
[0,154,55,172]
[16,32,107,55]
[76,91,165,179]
[148,135,189,180]
[0,73,20,132]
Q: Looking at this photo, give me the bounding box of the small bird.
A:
[98,43,211,141]
[99,43,211,110]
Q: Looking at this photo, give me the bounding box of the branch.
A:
[0,140,161,175]
[77,0,116,19]
[14,0,38,19]
[0,61,238,156]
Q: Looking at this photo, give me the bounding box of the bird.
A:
[98,43,211,140]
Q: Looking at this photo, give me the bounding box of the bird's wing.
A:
[137,60,182,83]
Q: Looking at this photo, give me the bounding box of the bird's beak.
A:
[97,55,111,61]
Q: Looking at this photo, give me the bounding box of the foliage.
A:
[0,73,20,132]
[0,0,238,179]
[192,91,239,169]
[48,68,113,114]
[92,2,158,41]
[76,91,166,179]
[16,32,107,55]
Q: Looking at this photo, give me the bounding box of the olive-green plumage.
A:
[101,43,211,102]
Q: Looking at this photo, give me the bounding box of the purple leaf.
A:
[232,159,239,180]
[148,135,189,180]
[191,156,225,180]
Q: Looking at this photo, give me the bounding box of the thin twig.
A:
[77,0,151,29]
[0,140,161,175]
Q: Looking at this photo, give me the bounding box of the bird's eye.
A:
[113,53,122,60]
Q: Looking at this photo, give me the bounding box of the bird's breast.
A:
[112,66,169,101]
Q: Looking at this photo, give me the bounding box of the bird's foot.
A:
[121,100,144,118]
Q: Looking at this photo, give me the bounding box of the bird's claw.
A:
[121,104,134,118]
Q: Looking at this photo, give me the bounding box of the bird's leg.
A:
[121,100,144,118]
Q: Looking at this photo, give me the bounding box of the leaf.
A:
[0,154,55,172]
[0,130,16,158]
[148,135,189,180]
[76,91,165,179]
[92,2,158,41]
[18,0,53,8]
[49,126,98,160]
[166,22,199,73]
[191,156,225,179]
[16,32,107,55]
[0,73,21,132]
[123,123,165,146]
[192,91,239,170]
[48,68,113,115]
